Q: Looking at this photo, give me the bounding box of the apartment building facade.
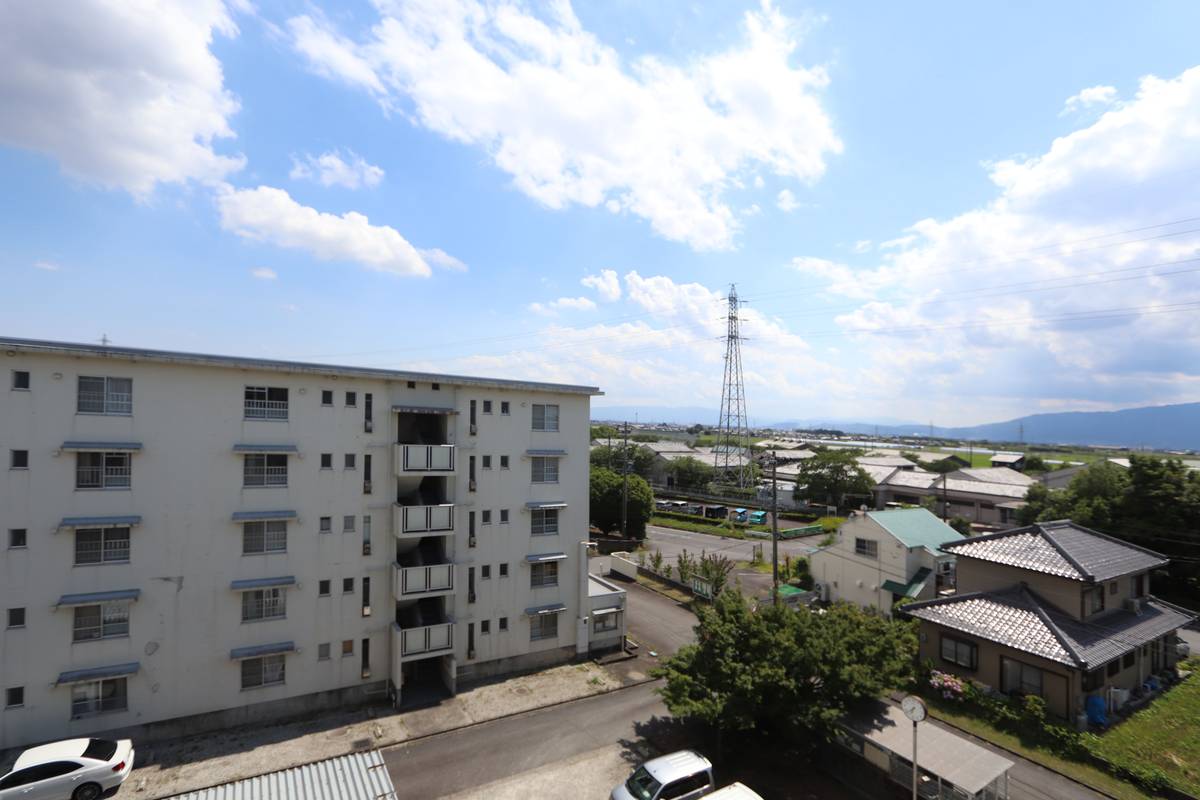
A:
[0,337,601,749]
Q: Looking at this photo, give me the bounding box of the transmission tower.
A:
[716,284,751,488]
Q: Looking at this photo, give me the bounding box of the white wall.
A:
[810,515,910,615]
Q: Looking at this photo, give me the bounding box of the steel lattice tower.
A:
[716,284,750,487]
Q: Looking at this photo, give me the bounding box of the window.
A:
[241,588,286,621]
[532,509,559,536]
[241,655,285,689]
[431,383,440,391]
[363,454,372,489]
[361,577,370,615]
[594,613,619,633]
[468,511,476,547]
[10,449,28,469]
[319,516,332,534]
[5,687,22,708]
[11,371,29,390]
[499,563,509,577]
[343,453,357,470]
[1107,659,1121,677]
[242,521,286,555]
[73,603,129,641]
[468,567,476,603]
[1001,657,1044,697]
[500,509,509,524]
[531,456,559,483]
[482,510,492,525]
[362,514,372,555]
[8,528,26,549]
[320,453,332,469]
[345,391,357,407]
[341,639,354,656]
[364,393,373,426]
[499,616,508,631]
[1086,586,1105,615]
[482,565,491,579]
[500,401,510,415]
[318,580,331,596]
[468,623,475,655]
[1123,651,1136,669]
[500,455,509,469]
[244,386,288,420]
[71,677,127,717]
[76,452,131,489]
[1109,581,1119,595]
[407,380,416,389]
[321,390,334,406]
[317,643,331,660]
[940,635,977,670]
[243,453,287,487]
[7,608,25,628]
[483,400,492,413]
[482,455,492,469]
[361,638,371,675]
[342,515,355,533]
[661,775,711,800]
[75,527,131,564]
[1131,573,1146,598]
[481,620,490,634]
[532,403,559,431]
[531,561,559,588]
[343,577,354,593]
[470,400,477,429]
[469,455,476,486]
[530,613,558,641]
[854,538,878,559]
[78,376,132,415]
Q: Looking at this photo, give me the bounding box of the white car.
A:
[0,738,134,800]
[612,750,714,800]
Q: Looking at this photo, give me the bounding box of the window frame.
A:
[500,455,510,470]
[482,455,492,469]
[75,451,132,490]
[530,613,559,641]
[1001,655,1044,697]
[854,538,878,559]
[70,677,128,718]
[72,602,130,642]
[4,686,23,709]
[318,579,331,596]
[482,400,493,414]
[939,633,978,670]
[344,453,356,470]
[321,390,334,406]
[499,616,508,630]
[499,509,509,524]
[320,453,332,469]
[241,588,287,622]
[10,449,28,470]
[241,655,286,689]
[319,516,332,534]
[74,526,131,565]
[243,453,288,488]
[531,456,559,484]
[345,391,357,407]
[7,607,26,629]
[77,376,132,416]
[242,520,287,555]
[593,612,619,633]
[531,403,560,431]
[8,528,27,549]
[531,561,559,588]
[243,385,288,421]
[317,643,331,660]
[500,401,510,415]
[11,370,30,391]
[531,509,560,535]
[343,515,356,533]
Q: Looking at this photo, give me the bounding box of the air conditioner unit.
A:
[362,606,372,617]
[469,592,476,604]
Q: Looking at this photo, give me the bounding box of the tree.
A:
[590,444,655,481]
[590,424,619,441]
[687,424,705,435]
[589,466,653,539]
[793,449,874,510]
[671,456,715,490]
[698,551,735,597]
[1023,454,1048,472]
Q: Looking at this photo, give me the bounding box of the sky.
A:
[2,0,1200,426]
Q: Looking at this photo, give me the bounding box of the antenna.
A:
[716,284,751,488]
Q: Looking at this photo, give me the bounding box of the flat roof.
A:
[1,336,601,396]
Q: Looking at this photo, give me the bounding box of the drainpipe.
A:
[577,540,590,656]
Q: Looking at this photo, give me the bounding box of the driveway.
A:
[624,578,696,657]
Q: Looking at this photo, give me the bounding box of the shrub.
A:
[929,670,967,702]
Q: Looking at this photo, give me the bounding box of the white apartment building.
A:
[0,337,606,749]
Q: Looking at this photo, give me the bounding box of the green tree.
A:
[589,466,654,539]
[698,551,735,597]
[589,444,656,481]
[1023,454,1048,472]
[671,456,715,490]
[590,424,619,440]
[630,433,662,443]
[687,424,705,435]
[793,449,874,510]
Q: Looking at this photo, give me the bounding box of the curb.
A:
[145,673,661,800]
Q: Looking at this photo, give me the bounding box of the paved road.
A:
[624,578,696,657]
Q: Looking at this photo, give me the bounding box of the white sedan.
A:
[0,738,134,800]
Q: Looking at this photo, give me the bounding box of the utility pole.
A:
[621,421,630,540]
[772,450,780,606]
[941,472,948,521]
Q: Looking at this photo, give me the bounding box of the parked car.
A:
[707,784,764,800]
[0,738,134,800]
[749,510,767,525]
[612,750,714,800]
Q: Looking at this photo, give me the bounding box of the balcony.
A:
[395,621,454,660]
[394,503,455,537]
[392,562,454,598]
[244,399,288,421]
[395,444,455,473]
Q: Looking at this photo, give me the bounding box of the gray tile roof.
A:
[941,520,1169,582]
[952,467,1036,486]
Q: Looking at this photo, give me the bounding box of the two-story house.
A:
[902,520,1195,720]
[810,508,965,617]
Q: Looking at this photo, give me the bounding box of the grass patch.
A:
[736,559,774,574]
[1088,670,1200,796]
[633,572,695,606]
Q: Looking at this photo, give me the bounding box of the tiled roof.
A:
[941,520,1169,581]
[952,467,1036,486]
[858,455,916,468]
[877,471,1029,499]
[990,453,1025,465]
[1051,598,1195,667]
[639,440,697,454]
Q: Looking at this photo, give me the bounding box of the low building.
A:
[810,509,965,616]
[873,471,1029,528]
[586,574,626,655]
[989,453,1026,471]
[950,467,1035,487]
[902,521,1195,721]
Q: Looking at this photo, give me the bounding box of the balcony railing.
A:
[396,444,455,473]
[244,399,289,421]
[397,622,453,658]
[392,563,454,597]
[76,465,131,489]
[243,466,288,487]
[395,504,455,536]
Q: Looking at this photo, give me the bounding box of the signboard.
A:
[691,576,713,600]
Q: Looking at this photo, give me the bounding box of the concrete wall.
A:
[609,553,639,581]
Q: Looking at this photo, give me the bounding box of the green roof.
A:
[865,508,963,554]
[882,567,932,598]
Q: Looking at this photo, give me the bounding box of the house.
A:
[873,471,1029,527]
[950,467,1035,487]
[933,453,971,468]
[857,455,919,471]
[902,521,1195,720]
[989,453,1026,471]
[810,508,965,616]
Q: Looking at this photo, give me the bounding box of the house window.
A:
[531,456,559,483]
[10,450,27,469]
[78,376,132,415]
[499,563,508,577]
[530,614,559,641]
[1109,581,1119,595]
[7,608,26,628]
[343,577,354,593]
[319,516,332,534]
[500,509,509,524]
[318,580,331,596]
[499,616,508,631]
[594,613,619,633]
[482,455,492,469]
[532,509,559,535]
[75,527,131,564]
[321,390,334,406]
[11,371,30,390]
[76,452,131,489]
[343,515,355,532]
[71,677,127,717]
[482,510,492,525]
[431,383,440,391]
[940,635,977,670]
[481,620,490,634]
[344,453,356,470]
[468,567,476,603]
[241,588,286,621]
[1001,656,1044,697]
[500,401,510,415]
[854,538,878,559]
[532,404,559,431]
[483,400,492,414]
[317,643,331,660]
[73,603,129,641]
[341,639,354,656]
[241,655,285,689]
[363,455,372,493]
[482,565,491,579]
[345,391,357,407]
[243,454,287,487]
[468,511,475,547]
[8,529,27,549]
[242,521,286,555]
[500,455,509,469]
[244,386,288,420]
[5,687,23,708]
[531,561,559,588]
[362,514,372,554]
[320,453,332,469]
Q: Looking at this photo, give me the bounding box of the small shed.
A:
[989,452,1026,471]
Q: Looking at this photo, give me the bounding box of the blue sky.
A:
[3,1,1200,425]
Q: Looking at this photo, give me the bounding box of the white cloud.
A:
[287,1,840,251]
[776,189,800,212]
[742,203,762,217]
[753,175,765,189]
[215,184,439,277]
[581,269,622,302]
[529,296,598,315]
[281,303,300,313]
[1060,84,1118,116]
[33,260,61,272]
[290,150,384,190]
[0,1,245,197]
[419,248,468,271]
[852,239,872,254]
[250,267,277,280]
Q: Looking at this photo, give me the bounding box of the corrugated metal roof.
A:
[233,443,299,454]
[865,508,963,553]
[231,576,296,590]
[167,749,397,800]
[58,515,142,528]
[57,589,141,606]
[61,441,143,452]
[230,641,296,660]
[952,467,1035,486]
[56,662,140,685]
[231,510,298,522]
